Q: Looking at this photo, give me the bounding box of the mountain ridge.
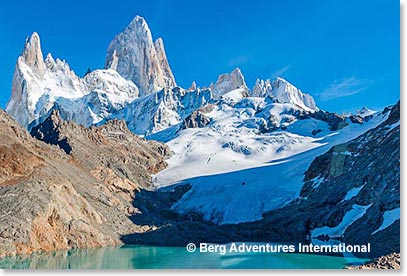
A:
[6,15,325,133]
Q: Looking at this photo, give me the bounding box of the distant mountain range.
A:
[0,15,399,261]
[6,15,318,132]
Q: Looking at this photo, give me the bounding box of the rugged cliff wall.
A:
[0,109,170,258]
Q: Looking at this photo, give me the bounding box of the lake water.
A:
[0,244,369,269]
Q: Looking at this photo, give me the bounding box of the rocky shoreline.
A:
[346,253,400,269]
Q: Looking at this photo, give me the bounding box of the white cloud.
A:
[227,56,250,67]
[270,65,291,79]
[319,77,373,101]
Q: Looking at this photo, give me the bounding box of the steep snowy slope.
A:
[106,87,212,135]
[49,69,139,127]
[153,97,320,186]
[153,97,390,224]
[251,77,318,112]
[356,107,377,118]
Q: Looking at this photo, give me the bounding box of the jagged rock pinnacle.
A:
[105,15,177,96]
[22,32,45,78]
[210,67,248,99]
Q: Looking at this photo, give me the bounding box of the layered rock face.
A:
[19,32,45,77]
[105,16,176,95]
[0,109,170,258]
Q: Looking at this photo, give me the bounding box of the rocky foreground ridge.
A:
[346,253,400,269]
[0,109,170,258]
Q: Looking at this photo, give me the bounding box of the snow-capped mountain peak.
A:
[189,81,197,91]
[251,78,272,97]
[20,32,45,77]
[6,32,88,127]
[128,15,151,34]
[210,67,249,99]
[44,53,55,67]
[105,15,177,96]
[6,32,140,129]
[251,77,318,112]
[356,107,376,118]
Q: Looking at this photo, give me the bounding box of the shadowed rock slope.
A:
[0,109,170,258]
[261,101,400,259]
[31,110,171,189]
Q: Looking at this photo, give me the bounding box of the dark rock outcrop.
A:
[349,115,364,124]
[302,110,348,130]
[181,110,211,129]
[30,110,73,154]
[31,109,172,188]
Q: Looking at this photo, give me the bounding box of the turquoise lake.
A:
[0,244,369,269]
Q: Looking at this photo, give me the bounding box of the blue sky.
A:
[0,0,399,113]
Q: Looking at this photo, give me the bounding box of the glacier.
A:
[153,99,388,224]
